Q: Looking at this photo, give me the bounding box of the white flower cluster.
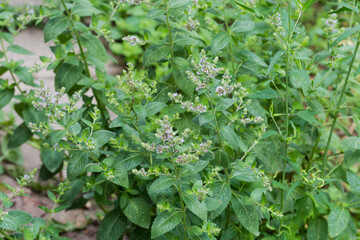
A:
[28,122,49,135]
[141,116,212,166]
[187,50,223,91]
[176,153,199,165]
[243,0,258,6]
[185,17,200,31]
[58,180,71,195]
[132,168,147,177]
[169,93,207,114]
[122,35,145,46]
[240,115,264,125]
[155,115,184,148]
[215,70,233,96]
[0,209,8,221]
[112,63,156,100]
[18,169,37,187]
[97,27,114,43]
[195,187,209,200]
[103,169,115,181]
[33,80,65,111]
[205,16,218,32]
[117,0,150,5]
[194,140,212,155]
[325,13,337,33]
[17,5,36,26]
[28,63,44,73]
[271,13,282,27]
[252,168,272,192]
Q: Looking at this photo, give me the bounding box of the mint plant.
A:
[1,0,360,239]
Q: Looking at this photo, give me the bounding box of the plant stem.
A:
[0,230,15,240]
[60,0,108,122]
[0,37,24,94]
[223,0,235,75]
[60,0,90,77]
[322,32,360,175]
[165,0,174,61]
[279,0,291,236]
[171,152,188,240]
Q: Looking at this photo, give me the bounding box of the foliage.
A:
[1,0,360,239]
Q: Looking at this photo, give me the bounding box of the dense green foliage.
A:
[1,0,360,239]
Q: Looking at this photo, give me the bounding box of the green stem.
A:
[165,0,174,61]
[223,0,235,75]
[171,152,188,240]
[308,131,321,169]
[60,0,108,122]
[279,1,291,237]
[0,37,24,94]
[0,230,15,240]
[60,0,90,77]
[322,32,360,175]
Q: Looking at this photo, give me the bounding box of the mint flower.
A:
[122,35,145,46]
[185,17,200,31]
[325,13,338,33]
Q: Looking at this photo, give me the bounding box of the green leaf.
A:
[79,33,108,63]
[67,151,89,179]
[7,45,33,55]
[328,205,350,238]
[72,0,100,16]
[120,194,150,229]
[182,190,207,221]
[211,32,231,52]
[208,181,231,219]
[307,217,328,240]
[143,44,170,66]
[220,126,246,152]
[97,209,125,240]
[55,63,82,91]
[133,104,147,119]
[0,88,14,109]
[302,0,317,11]
[151,211,183,239]
[231,195,260,236]
[238,50,268,67]
[290,69,310,89]
[149,176,176,194]
[41,147,64,173]
[231,163,257,182]
[231,20,255,33]
[296,110,321,125]
[169,0,190,8]
[8,122,32,149]
[68,107,86,127]
[346,170,360,193]
[330,25,360,48]
[119,153,145,170]
[266,50,284,75]
[211,149,229,168]
[172,57,195,96]
[44,16,70,42]
[47,190,57,202]
[48,130,66,146]
[234,0,255,13]
[0,214,17,230]
[92,130,115,147]
[145,102,167,117]
[249,88,280,99]
[23,227,34,240]
[341,137,360,151]
[8,210,32,226]
[110,161,129,188]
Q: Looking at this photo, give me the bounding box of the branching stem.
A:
[322,32,360,174]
